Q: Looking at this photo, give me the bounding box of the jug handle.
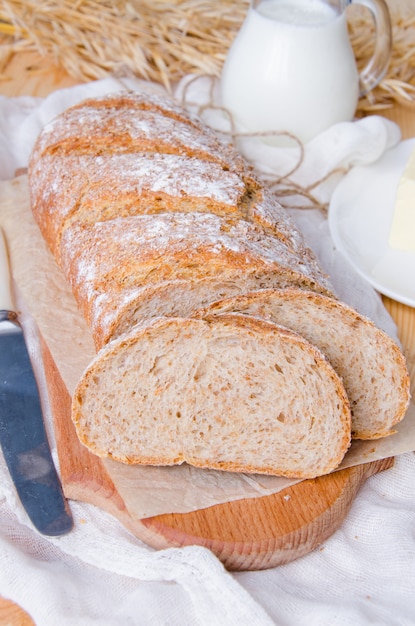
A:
[350,0,392,96]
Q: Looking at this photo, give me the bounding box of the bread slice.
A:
[72,315,351,478]
[196,289,410,439]
[59,213,335,348]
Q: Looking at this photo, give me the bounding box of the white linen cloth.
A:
[0,76,414,626]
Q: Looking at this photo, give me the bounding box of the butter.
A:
[389,147,415,252]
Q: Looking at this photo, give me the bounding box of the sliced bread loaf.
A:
[72,314,351,478]
[27,91,409,480]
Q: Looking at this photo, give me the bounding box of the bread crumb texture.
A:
[73,316,352,478]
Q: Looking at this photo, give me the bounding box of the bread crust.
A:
[29,92,247,171]
[29,92,316,265]
[59,213,334,347]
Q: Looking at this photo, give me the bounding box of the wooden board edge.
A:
[38,332,394,571]
[136,457,394,570]
[0,597,35,626]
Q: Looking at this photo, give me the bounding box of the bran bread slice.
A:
[196,289,411,439]
[72,314,351,478]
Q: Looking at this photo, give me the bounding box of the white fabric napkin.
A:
[0,76,414,626]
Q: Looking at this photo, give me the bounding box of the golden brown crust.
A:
[28,92,316,266]
[29,92,247,169]
[59,213,334,347]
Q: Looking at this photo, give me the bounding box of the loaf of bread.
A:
[72,315,351,478]
[27,91,410,478]
[196,289,410,439]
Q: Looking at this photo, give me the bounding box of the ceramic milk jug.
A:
[221,0,392,145]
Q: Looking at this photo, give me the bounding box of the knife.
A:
[0,228,73,536]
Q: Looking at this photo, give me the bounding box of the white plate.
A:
[329,138,415,307]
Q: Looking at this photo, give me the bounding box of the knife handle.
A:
[0,228,15,312]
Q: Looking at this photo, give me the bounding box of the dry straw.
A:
[1,0,415,114]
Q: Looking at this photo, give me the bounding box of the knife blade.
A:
[0,228,73,536]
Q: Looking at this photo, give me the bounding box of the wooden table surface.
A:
[1,50,414,625]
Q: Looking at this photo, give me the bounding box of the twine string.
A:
[180,74,347,213]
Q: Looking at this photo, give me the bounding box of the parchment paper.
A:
[0,175,414,519]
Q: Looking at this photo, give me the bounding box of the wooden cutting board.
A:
[41,334,394,571]
[3,52,414,573]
